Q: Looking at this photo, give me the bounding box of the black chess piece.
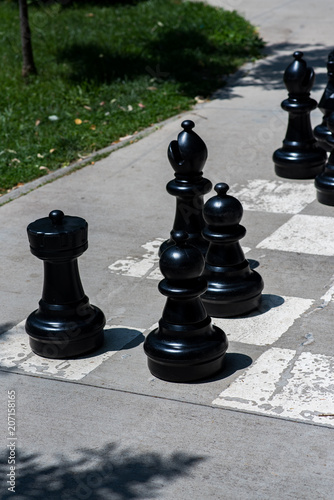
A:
[314,50,334,152]
[315,112,334,205]
[201,183,263,317]
[25,209,105,358]
[159,120,212,256]
[144,230,228,382]
[273,51,327,179]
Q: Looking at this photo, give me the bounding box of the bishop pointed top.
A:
[167,120,208,175]
[283,51,315,97]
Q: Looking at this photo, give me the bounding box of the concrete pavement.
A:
[0,1,333,498]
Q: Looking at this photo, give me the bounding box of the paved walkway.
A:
[0,1,333,499]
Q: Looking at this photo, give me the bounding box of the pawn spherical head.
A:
[203,183,243,226]
[49,210,65,225]
[159,230,205,280]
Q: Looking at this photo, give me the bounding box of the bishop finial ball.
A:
[293,51,303,60]
[214,182,229,196]
[181,120,195,132]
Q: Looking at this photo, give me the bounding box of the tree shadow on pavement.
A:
[0,443,205,499]
[214,42,333,100]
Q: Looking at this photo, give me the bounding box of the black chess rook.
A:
[201,183,264,317]
[315,112,334,205]
[144,230,228,382]
[273,51,326,179]
[159,119,212,257]
[25,209,105,359]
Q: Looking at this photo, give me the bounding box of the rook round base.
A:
[25,306,105,359]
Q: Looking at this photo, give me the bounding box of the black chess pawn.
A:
[273,51,327,179]
[159,120,212,257]
[144,230,228,382]
[315,112,334,205]
[314,50,334,152]
[25,209,105,359]
[201,183,263,318]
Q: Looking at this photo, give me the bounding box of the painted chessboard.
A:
[1,177,334,428]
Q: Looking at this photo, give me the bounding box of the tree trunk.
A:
[19,0,37,77]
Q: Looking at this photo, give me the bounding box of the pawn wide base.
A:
[202,266,264,318]
[144,324,228,382]
[273,148,327,179]
[25,305,105,359]
[315,175,334,206]
[202,292,262,318]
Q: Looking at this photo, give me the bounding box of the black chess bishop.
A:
[159,120,212,257]
[273,51,326,179]
[201,183,264,317]
[25,209,105,358]
[144,230,228,382]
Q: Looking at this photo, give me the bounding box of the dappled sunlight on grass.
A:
[0,0,264,193]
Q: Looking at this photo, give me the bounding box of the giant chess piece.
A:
[313,50,334,152]
[144,230,228,382]
[25,209,105,358]
[201,183,263,317]
[159,120,212,256]
[273,51,326,179]
[315,112,334,205]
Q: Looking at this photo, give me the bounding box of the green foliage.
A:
[0,0,264,193]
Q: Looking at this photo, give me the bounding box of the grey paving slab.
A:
[0,372,334,500]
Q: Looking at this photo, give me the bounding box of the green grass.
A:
[0,0,264,194]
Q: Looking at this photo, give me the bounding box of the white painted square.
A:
[257,214,334,256]
[108,238,164,278]
[213,295,313,345]
[213,348,334,426]
[0,322,143,380]
[231,179,316,214]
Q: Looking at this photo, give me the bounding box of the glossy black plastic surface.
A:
[25,210,105,358]
[273,51,326,179]
[314,50,334,152]
[159,120,212,256]
[201,184,263,317]
[315,112,334,205]
[144,230,228,382]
